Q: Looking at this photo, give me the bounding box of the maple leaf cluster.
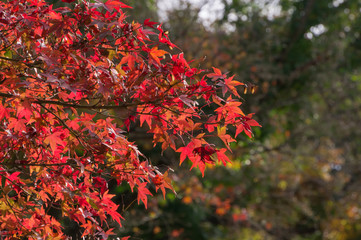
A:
[0,0,260,238]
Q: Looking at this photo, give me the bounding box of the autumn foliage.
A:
[0,0,260,238]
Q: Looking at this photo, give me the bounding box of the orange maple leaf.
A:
[44,132,65,152]
[149,47,168,65]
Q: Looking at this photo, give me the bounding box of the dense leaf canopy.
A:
[0,0,259,238]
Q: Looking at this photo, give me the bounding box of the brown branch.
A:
[0,92,144,109]
[35,98,137,109]
[37,102,90,150]
[0,92,13,98]
[0,56,19,62]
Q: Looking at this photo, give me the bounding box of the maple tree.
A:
[0,0,260,238]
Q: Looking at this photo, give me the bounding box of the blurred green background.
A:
[116,0,361,239]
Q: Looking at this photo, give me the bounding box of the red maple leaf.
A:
[144,19,157,28]
[207,67,227,80]
[193,144,218,164]
[137,182,152,209]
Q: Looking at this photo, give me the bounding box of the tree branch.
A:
[0,92,144,109]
